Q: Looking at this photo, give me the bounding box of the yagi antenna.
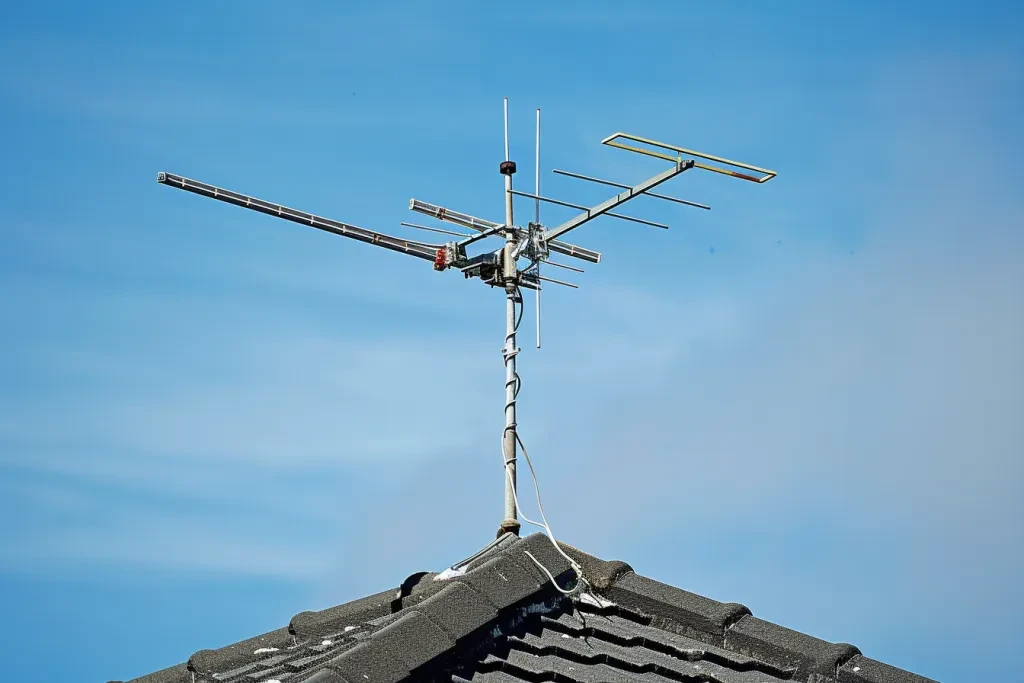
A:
[155,99,775,538]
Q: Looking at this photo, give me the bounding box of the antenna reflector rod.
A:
[552,169,710,210]
[602,132,777,184]
[508,189,668,229]
[536,274,578,289]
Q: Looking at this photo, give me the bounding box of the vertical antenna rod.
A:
[535,107,542,350]
[535,108,541,224]
[499,97,520,537]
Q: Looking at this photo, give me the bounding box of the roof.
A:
[113,532,935,683]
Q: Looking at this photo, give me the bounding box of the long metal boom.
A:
[409,198,602,264]
[158,172,440,262]
[543,159,694,242]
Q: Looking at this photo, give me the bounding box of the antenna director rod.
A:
[552,169,711,210]
[544,159,694,242]
[158,172,439,261]
[508,189,668,229]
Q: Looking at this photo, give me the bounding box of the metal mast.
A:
[499,98,520,536]
[155,101,776,539]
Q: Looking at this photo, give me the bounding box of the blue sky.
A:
[1,2,1022,681]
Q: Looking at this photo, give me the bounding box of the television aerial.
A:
[156,98,776,537]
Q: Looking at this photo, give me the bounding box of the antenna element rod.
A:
[543,259,584,273]
[535,109,541,225]
[552,169,711,210]
[545,160,694,242]
[508,190,668,229]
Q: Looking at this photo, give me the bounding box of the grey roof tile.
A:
[370,610,455,672]
[456,554,545,611]
[505,532,576,588]
[415,581,499,642]
[559,542,634,590]
[506,621,790,683]
[325,640,410,683]
[725,614,861,679]
[283,652,337,673]
[125,663,190,683]
[540,612,784,675]
[296,671,349,683]
[187,628,295,678]
[606,571,751,645]
[289,588,395,639]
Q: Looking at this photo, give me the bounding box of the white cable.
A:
[501,286,591,599]
[524,550,578,596]
[514,433,586,575]
[503,437,589,597]
[504,458,544,529]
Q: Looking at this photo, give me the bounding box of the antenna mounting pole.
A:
[535,107,542,350]
[499,97,521,537]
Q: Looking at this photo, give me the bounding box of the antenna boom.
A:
[158,172,439,262]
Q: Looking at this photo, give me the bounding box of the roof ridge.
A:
[122,532,936,683]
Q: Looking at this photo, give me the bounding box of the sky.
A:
[0,2,1021,681]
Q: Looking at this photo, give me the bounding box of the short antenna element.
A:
[155,100,776,539]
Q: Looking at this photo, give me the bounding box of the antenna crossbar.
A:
[158,172,440,261]
[508,189,668,229]
[543,160,694,242]
[552,169,711,210]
